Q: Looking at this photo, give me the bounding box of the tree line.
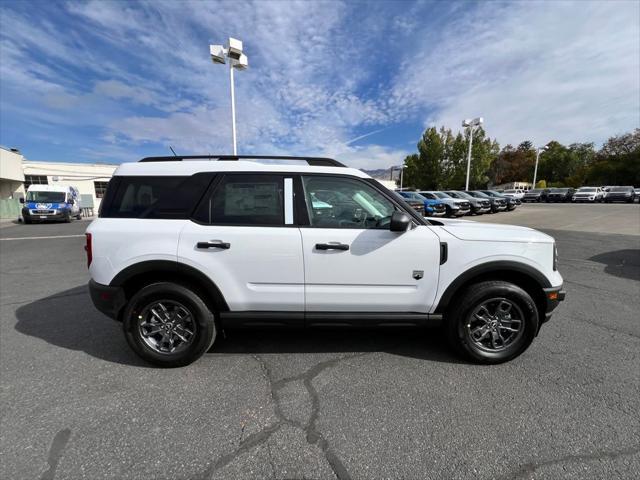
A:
[401,127,640,190]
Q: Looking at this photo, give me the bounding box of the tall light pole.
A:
[532,145,548,188]
[462,117,483,191]
[210,38,248,155]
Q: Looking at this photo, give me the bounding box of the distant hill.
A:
[361,168,396,180]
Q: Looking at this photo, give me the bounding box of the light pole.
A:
[210,38,248,155]
[532,145,548,188]
[462,117,483,191]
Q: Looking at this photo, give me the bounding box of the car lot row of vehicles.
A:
[397,190,519,217]
[519,186,639,203]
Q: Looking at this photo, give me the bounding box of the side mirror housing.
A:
[390,211,411,232]
[19,197,24,204]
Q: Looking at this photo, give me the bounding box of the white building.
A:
[0,146,118,217]
[22,161,116,211]
[0,148,25,199]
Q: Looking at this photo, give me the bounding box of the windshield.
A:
[611,187,632,192]
[452,191,472,199]
[433,192,451,199]
[472,191,490,198]
[444,191,462,198]
[26,191,66,203]
[528,189,542,193]
[578,187,596,192]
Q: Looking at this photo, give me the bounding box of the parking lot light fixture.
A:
[533,145,549,188]
[210,38,249,155]
[462,117,483,191]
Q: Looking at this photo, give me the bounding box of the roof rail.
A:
[138,155,346,167]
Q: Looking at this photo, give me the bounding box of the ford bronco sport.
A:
[86,155,565,367]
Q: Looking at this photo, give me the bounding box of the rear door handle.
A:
[196,241,230,249]
[315,243,349,251]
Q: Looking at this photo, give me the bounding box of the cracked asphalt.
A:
[1,203,639,479]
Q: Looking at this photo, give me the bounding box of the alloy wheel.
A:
[465,298,525,353]
[138,300,197,354]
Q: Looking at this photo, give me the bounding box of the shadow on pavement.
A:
[15,285,465,366]
[589,249,640,281]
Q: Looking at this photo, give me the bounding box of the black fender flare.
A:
[110,260,229,311]
[434,261,551,313]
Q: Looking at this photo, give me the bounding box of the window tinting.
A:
[94,181,109,198]
[24,175,48,189]
[100,175,211,219]
[193,174,285,225]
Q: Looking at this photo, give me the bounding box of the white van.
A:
[20,184,81,223]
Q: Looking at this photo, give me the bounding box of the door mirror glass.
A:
[19,197,24,204]
[390,211,410,232]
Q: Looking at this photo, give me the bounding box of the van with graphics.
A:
[20,184,82,223]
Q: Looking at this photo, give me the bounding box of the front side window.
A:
[302,176,396,229]
[193,174,285,226]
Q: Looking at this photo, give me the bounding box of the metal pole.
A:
[532,149,541,188]
[400,166,404,191]
[464,127,474,190]
[229,62,237,155]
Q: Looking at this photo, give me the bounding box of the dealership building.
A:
[0,147,117,218]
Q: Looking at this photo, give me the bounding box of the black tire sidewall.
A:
[447,281,539,364]
[123,282,216,367]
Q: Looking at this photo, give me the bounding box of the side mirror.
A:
[390,211,411,232]
[19,197,24,204]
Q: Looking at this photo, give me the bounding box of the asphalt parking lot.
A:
[1,203,639,480]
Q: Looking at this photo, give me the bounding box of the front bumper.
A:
[542,285,566,322]
[22,208,68,222]
[89,279,126,321]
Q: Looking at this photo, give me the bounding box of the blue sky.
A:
[1,0,638,169]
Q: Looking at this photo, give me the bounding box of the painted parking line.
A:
[0,234,85,241]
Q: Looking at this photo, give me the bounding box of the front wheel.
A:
[445,281,539,364]
[123,282,216,367]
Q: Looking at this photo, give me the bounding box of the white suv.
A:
[86,156,565,367]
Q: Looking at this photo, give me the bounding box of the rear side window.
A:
[100,174,212,219]
[192,174,285,225]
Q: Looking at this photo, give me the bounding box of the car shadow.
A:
[15,285,466,366]
[589,249,640,281]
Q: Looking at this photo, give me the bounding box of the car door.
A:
[299,175,441,313]
[178,173,304,312]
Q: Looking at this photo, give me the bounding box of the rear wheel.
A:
[123,282,216,367]
[445,281,539,364]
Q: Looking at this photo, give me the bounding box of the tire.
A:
[24,216,32,224]
[445,280,539,364]
[64,213,71,223]
[122,282,216,367]
[76,214,82,220]
[445,206,453,217]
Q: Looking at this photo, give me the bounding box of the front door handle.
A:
[196,241,230,250]
[315,243,349,251]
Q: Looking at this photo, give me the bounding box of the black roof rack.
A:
[138,155,346,167]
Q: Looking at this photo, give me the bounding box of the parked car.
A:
[20,184,82,223]
[502,189,526,200]
[572,187,604,203]
[443,190,491,215]
[546,188,575,202]
[480,190,518,211]
[465,190,507,212]
[394,192,426,216]
[419,191,471,217]
[397,191,446,217]
[522,188,550,202]
[86,154,565,366]
[604,186,635,203]
[634,188,640,202]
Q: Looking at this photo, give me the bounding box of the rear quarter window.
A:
[100,174,212,219]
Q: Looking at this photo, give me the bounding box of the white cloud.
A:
[390,1,640,147]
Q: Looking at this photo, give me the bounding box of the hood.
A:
[435,218,553,243]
